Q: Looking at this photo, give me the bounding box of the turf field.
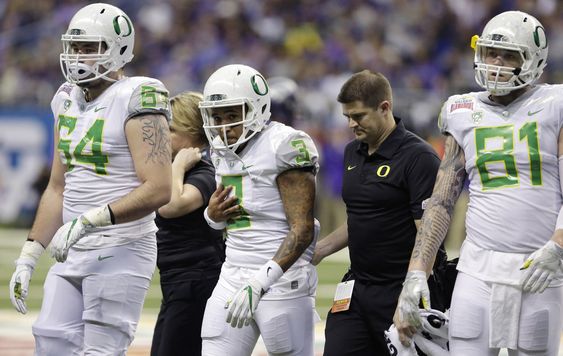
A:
[0,227,349,355]
[0,228,348,318]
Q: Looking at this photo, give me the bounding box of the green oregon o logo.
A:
[251,74,269,96]
[113,15,133,37]
[533,26,547,49]
[376,165,390,177]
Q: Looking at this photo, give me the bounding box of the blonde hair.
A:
[170,91,206,143]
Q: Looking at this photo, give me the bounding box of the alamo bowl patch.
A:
[449,97,474,113]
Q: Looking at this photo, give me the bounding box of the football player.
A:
[8,3,171,354]
[395,10,563,355]
[199,64,320,356]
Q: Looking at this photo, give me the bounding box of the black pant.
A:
[150,269,220,356]
[323,277,403,356]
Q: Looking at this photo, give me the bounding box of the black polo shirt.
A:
[342,118,440,283]
[155,152,225,278]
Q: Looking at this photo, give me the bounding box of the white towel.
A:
[489,283,521,349]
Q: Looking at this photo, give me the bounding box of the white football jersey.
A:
[440,85,563,253]
[211,121,320,269]
[51,77,170,248]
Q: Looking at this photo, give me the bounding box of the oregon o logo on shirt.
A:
[376,165,390,177]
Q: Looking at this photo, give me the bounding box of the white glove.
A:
[50,205,113,262]
[9,240,45,314]
[225,260,283,328]
[520,240,563,293]
[397,270,430,329]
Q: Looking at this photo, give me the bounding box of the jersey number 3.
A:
[475,122,541,190]
[58,115,109,175]
[222,175,250,230]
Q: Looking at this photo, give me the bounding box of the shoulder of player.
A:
[54,82,76,97]
[51,82,79,113]
[262,121,315,147]
[443,91,481,113]
[532,83,563,96]
[116,76,168,94]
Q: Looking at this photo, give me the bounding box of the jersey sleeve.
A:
[406,151,440,219]
[184,160,216,206]
[127,79,171,122]
[437,100,449,135]
[275,129,319,174]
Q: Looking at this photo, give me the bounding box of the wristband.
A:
[82,205,113,227]
[254,260,284,291]
[16,240,45,268]
[204,207,227,230]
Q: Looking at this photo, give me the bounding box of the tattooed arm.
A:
[409,134,467,274]
[393,134,466,346]
[108,114,172,223]
[274,168,316,271]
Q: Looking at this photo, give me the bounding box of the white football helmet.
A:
[384,309,450,356]
[199,64,271,153]
[474,11,548,96]
[60,3,135,84]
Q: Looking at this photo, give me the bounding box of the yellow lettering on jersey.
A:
[376,165,390,177]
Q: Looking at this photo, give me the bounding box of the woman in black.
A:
[151,92,224,356]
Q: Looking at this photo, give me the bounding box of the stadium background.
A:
[0,0,561,354]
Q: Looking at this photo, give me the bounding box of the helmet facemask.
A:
[474,40,530,96]
[60,36,114,84]
[472,11,548,96]
[200,98,261,153]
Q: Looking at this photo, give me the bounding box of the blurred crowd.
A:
[2,0,563,232]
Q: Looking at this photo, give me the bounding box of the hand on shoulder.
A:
[173,147,202,171]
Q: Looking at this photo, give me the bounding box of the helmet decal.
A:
[113,15,132,37]
[251,74,269,96]
[533,26,547,49]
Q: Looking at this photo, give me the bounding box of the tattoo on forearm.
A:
[141,116,171,165]
[274,170,315,270]
[411,136,466,268]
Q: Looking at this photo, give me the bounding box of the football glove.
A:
[520,240,563,293]
[9,240,45,314]
[397,270,431,329]
[50,205,113,262]
[225,260,283,328]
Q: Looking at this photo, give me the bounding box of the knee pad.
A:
[83,322,129,356]
[33,325,83,356]
[201,296,259,356]
[82,274,150,339]
[518,308,549,352]
[450,299,485,340]
[201,296,226,341]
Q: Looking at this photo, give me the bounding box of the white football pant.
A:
[449,271,562,356]
[201,263,318,356]
[32,234,156,356]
